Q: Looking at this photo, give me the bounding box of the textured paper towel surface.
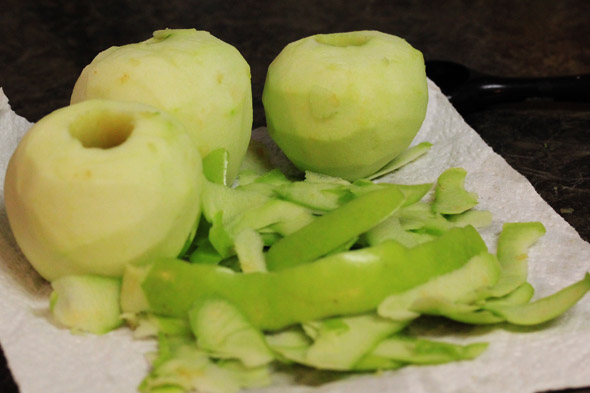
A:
[1,82,589,393]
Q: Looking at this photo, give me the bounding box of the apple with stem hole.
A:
[262,31,428,181]
[4,99,203,281]
[71,28,252,183]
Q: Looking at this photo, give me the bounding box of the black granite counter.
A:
[1,0,589,392]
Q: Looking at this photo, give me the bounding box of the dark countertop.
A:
[1,0,589,392]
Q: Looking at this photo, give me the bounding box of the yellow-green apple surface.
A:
[4,99,203,281]
[262,31,428,181]
[71,28,252,183]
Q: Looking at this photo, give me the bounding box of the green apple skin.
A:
[262,31,428,181]
[71,28,252,183]
[4,99,203,281]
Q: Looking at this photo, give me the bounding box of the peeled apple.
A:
[71,28,252,183]
[262,30,428,181]
[4,99,203,281]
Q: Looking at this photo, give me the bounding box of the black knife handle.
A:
[448,74,590,112]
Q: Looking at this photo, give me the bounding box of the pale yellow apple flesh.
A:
[4,99,203,281]
[262,31,428,181]
[71,28,252,183]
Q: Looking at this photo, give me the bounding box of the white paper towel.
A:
[1,82,589,393]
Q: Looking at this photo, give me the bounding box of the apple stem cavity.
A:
[314,32,373,47]
[69,109,134,149]
[151,29,175,42]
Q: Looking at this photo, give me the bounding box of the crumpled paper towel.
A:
[1,82,589,393]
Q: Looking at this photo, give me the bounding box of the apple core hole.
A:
[69,110,134,149]
[314,33,372,47]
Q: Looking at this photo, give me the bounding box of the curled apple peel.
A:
[4,99,203,280]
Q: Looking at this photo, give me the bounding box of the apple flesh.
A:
[71,28,252,183]
[262,31,428,181]
[50,275,123,334]
[4,99,203,281]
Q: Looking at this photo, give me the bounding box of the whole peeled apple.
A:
[262,31,428,181]
[4,99,203,281]
[71,28,252,183]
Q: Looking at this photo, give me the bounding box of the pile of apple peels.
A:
[108,149,589,393]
